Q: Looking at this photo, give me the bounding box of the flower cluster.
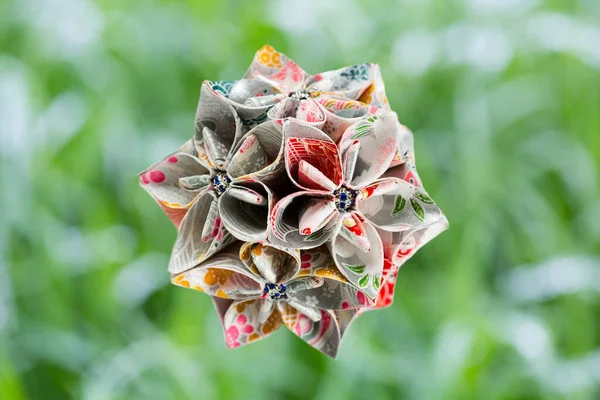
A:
[140,45,448,358]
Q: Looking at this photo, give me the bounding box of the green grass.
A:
[1,0,599,399]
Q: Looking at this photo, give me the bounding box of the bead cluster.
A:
[212,172,232,196]
[263,282,287,300]
[333,186,358,212]
[289,91,313,101]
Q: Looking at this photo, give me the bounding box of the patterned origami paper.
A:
[140,45,448,357]
[172,242,368,357]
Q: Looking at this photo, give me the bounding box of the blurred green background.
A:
[1,0,599,399]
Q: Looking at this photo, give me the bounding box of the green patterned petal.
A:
[373,275,381,290]
[415,193,434,204]
[410,198,425,221]
[391,196,406,216]
[346,264,366,274]
[358,274,370,288]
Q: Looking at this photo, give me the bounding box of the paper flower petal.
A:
[298,160,338,191]
[211,296,234,323]
[226,79,280,104]
[278,303,342,358]
[284,120,343,191]
[298,198,338,236]
[356,63,389,108]
[339,212,371,253]
[304,63,389,109]
[139,140,209,225]
[339,110,400,188]
[223,299,284,348]
[227,120,285,184]
[239,242,300,284]
[304,63,375,99]
[371,259,398,309]
[358,178,446,232]
[218,180,274,242]
[171,246,263,299]
[194,81,243,168]
[378,216,448,267]
[267,98,326,128]
[382,159,423,188]
[287,246,369,310]
[329,217,384,300]
[270,191,337,249]
[389,122,415,168]
[334,309,361,340]
[245,45,307,93]
[168,191,235,274]
[217,79,283,127]
[317,97,373,143]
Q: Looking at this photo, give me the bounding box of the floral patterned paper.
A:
[140,44,447,358]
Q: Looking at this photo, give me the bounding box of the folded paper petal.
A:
[297,99,326,124]
[226,79,280,104]
[318,97,374,143]
[245,45,307,93]
[356,63,389,108]
[179,174,212,191]
[270,191,337,249]
[334,309,361,341]
[239,242,301,284]
[368,226,450,311]
[284,120,343,191]
[278,303,342,358]
[202,127,229,170]
[285,300,323,322]
[288,246,368,310]
[212,79,283,128]
[168,191,235,273]
[298,160,338,191]
[291,277,365,310]
[211,296,234,323]
[358,178,446,232]
[223,299,284,348]
[139,140,209,226]
[382,160,423,188]
[339,110,400,188]
[305,63,382,102]
[227,120,286,184]
[329,217,384,300]
[341,138,360,183]
[195,82,244,168]
[218,180,274,242]
[339,212,371,253]
[171,246,263,299]
[298,198,338,236]
[377,216,448,267]
[389,122,415,168]
[227,134,267,177]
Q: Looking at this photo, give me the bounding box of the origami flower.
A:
[140,85,290,273]
[208,45,390,143]
[365,122,448,304]
[141,44,449,357]
[269,110,447,300]
[171,242,370,357]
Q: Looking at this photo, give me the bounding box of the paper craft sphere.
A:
[140,45,448,358]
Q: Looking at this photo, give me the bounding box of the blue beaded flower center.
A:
[263,282,287,300]
[289,91,312,100]
[333,186,358,212]
[212,172,232,196]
